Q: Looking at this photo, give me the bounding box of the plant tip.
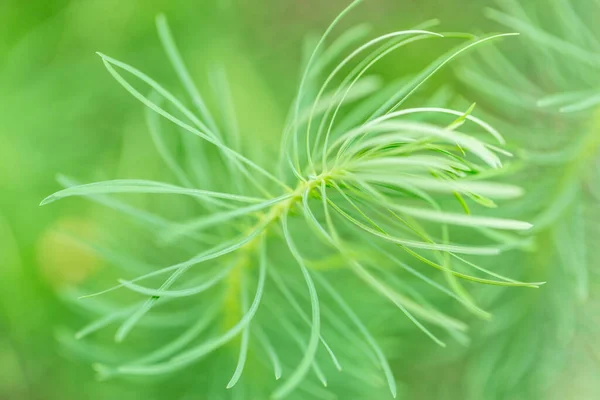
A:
[93,363,112,381]
[39,196,53,206]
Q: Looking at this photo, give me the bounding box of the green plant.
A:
[42,1,541,398]
[447,1,600,399]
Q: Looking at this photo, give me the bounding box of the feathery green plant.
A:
[451,1,600,399]
[42,1,541,398]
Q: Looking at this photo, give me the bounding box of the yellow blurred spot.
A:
[37,217,102,288]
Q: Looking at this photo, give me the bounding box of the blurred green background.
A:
[1,0,598,399]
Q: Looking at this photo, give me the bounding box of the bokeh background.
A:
[1,0,598,399]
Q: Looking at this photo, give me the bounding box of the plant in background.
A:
[42,0,540,398]
[450,1,600,399]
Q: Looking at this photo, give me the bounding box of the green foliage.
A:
[38,1,551,399]
[449,1,600,399]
